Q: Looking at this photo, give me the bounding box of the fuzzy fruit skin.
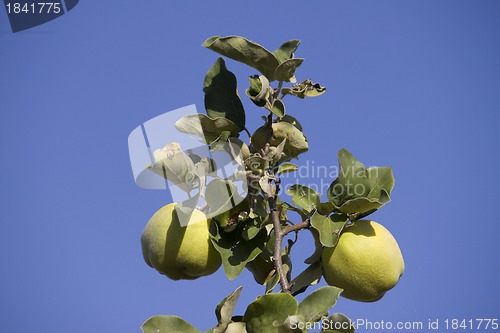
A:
[321,220,404,302]
[141,203,221,280]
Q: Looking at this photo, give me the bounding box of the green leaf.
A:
[269,138,287,166]
[214,286,243,333]
[297,286,343,323]
[227,137,251,161]
[264,225,276,254]
[248,75,264,96]
[367,166,394,202]
[203,36,280,81]
[316,201,335,216]
[290,261,323,296]
[278,315,307,333]
[321,313,355,333]
[212,198,250,232]
[304,229,322,264]
[203,57,246,130]
[246,248,275,285]
[175,114,241,143]
[328,148,369,201]
[245,155,269,175]
[243,293,298,333]
[252,122,308,160]
[141,316,201,333]
[265,241,292,293]
[277,163,298,176]
[147,142,196,193]
[310,212,348,248]
[259,175,276,198]
[242,217,264,241]
[272,40,301,64]
[249,194,269,218]
[279,115,303,131]
[283,239,294,282]
[214,130,232,143]
[336,197,382,215]
[246,75,271,107]
[276,201,308,222]
[205,179,245,221]
[327,149,395,217]
[225,322,248,333]
[281,79,326,99]
[210,222,267,280]
[274,58,304,83]
[265,271,280,294]
[277,202,289,223]
[270,99,286,118]
[286,184,319,213]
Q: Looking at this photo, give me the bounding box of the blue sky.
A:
[1,1,499,332]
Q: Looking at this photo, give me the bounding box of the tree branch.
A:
[282,219,310,236]
[264,112,273,157]
[261,80,297,293]
[268,194,291,293]
[273,81,284,104]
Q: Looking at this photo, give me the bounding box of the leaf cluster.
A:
[140,35,397,333]
[142,286,355,333]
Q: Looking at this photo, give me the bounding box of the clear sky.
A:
[1,1,499,332]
